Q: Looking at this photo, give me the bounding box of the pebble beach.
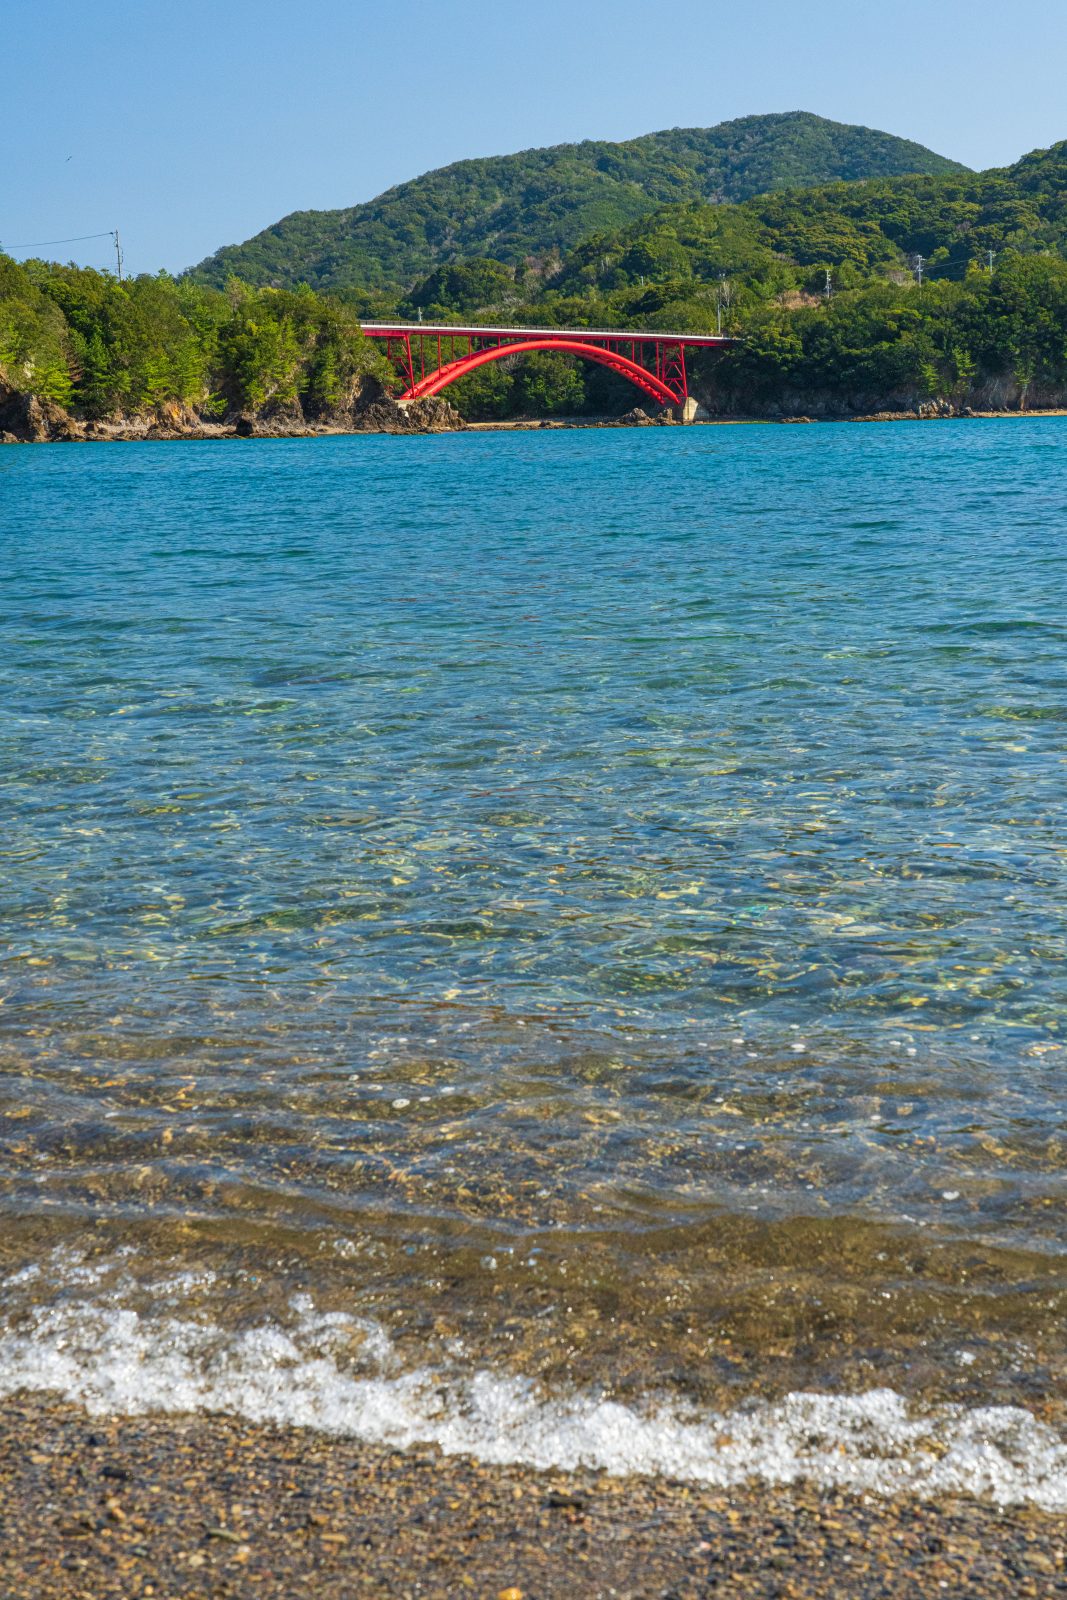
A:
[4,1397,1065,1599]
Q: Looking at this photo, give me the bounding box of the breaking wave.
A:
[0,1269,1064,1511]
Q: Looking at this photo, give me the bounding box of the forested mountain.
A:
[403,140,1067,315]
[396,139,1067,418]
[7,137,1067,434]
[187,112,966,294]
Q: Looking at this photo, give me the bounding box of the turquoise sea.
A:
[1,421,1066,1501]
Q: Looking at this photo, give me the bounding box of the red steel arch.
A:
[405,337,680,407]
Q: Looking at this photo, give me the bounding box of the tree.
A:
[515,351,585,414]
[403,258,515,317]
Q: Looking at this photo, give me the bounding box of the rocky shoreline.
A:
[4,377,1066,446]
[0,388,468,445]
[1,1395,1063,1599]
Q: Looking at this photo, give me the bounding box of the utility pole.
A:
[987,249,995,274]
[824,267,833,300]
[112,229,124,282]
[913,253,924,291]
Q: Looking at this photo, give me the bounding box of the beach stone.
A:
[0,1390,1064,1598]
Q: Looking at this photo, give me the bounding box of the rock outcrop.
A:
[0,381,84,442]
[349,395,465,434]
[0,379,466,444]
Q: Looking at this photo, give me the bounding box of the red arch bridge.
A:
[360,322,737,416]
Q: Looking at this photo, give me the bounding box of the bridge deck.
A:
[361,322,736,347]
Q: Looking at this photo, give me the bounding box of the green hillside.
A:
[533,141,1067,310]
[396,139,1067,418]
[8,139,1067,432]
[187,112,967,294]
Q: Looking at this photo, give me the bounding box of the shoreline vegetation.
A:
[7,129,1067,439]
[2,1395,1062,1599]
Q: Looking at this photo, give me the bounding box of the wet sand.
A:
[2,1396,1063,1598]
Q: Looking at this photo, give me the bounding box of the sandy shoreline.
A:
[2,1396,1063,1598]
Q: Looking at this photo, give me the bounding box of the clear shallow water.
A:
[1,423,1066,1498]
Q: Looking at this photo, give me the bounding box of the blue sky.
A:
[6,0,1067,277]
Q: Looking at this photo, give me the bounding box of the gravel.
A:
[1,1396,1065,1597]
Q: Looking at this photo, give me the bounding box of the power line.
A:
[5,226,124,281]
[4,230,115,249]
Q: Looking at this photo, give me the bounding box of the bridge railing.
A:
[361,321,735,348]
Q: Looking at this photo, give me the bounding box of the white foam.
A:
[0,1285,1064,1510]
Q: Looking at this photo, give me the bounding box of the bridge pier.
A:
[677,396,702,424]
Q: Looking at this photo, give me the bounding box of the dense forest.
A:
[188,113,965,295]
[5,131,1067,433]
[361,136,1067,419]
[423,138,1067,417]
[0,258,392,434]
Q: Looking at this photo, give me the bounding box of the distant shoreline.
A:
[5,407,1067,445]
[466,408,1067,430]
